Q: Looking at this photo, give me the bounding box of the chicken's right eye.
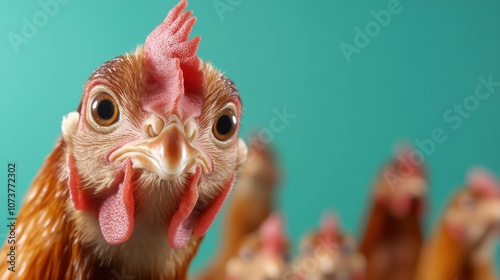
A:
[90,92,119,127]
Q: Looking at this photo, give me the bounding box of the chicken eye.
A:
[459,195,476,210]
[213,108,237,142]
[341,243,354,255]
[90,92,119,126]
[240,248,254,261]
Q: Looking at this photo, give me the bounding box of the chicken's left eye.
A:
[213,108,237,142]
[90,92,119,127]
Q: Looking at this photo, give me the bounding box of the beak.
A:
[398,177,428,198]
[263,258,285,279]
[319,255,337,275]
[109,115,211,180]
[478,198,500,228]
[387,176,427,217]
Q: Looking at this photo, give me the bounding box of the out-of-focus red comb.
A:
[394,144,425,178]
[248,132,277,161]
[143,0,204,119]
[260,213,287,257]
[468,167,500,198]
[320,212,338,243]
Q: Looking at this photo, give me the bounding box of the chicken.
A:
[415,168,500,280]
[359,147,427,280]
[287,213,365,280]
[195,135,281,280]
[225,214,289,280]
[0,1,247,279]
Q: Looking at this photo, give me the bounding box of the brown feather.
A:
[359,159,426,280]
[360,200,423,280]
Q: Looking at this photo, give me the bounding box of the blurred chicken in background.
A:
[359,147,427,280]
[415,168,500,280]
[195,135,281,280]
[225,214,289,280]
[190,136,500,280]
[287,213,365,280]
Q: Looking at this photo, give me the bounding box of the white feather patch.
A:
[61,111,80,142]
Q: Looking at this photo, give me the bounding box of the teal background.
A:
[1,0,500,273]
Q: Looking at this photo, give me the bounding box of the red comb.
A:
[394,145,425,178]
[260,213,287,257]
[248,132,277,160]
[143,0,204,120]
[248,133,269,152]
[468,168,500,198]
[320,212,338,243]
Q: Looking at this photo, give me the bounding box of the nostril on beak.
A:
[143,115,165,138]
[184,119,198,142]
[147,125,156,138]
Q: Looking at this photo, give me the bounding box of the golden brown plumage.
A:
[0,1,246,279]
